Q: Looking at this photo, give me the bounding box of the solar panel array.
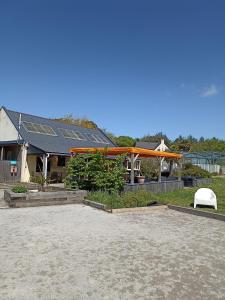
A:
[22,121,110,144]
[23,121,57,136]
[60,129,110,144]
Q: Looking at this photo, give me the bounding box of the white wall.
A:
[155,139,169,152]
[0,108,19,141]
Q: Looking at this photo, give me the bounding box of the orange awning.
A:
[69,147,182,159]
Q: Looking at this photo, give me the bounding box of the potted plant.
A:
[136,175,145,184]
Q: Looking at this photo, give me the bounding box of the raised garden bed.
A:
[4,189,87,208]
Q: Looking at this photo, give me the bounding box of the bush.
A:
[141,158,159,180]
[11,185,28,193]
[182,163,211,178]
[65,153,126,193]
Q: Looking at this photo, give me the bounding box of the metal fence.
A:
[0,160,21,183]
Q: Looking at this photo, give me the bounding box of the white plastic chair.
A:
[194,188,217,210]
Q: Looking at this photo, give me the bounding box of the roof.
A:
[3,107,116,155]
[135,141,160,150]
[69,147,182,159]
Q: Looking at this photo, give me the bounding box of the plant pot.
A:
[137,176,145,184]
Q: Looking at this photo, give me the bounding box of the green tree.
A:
[114,136,136,147]
[139,132,171,145]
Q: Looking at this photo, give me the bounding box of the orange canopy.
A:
[69,147,182,159]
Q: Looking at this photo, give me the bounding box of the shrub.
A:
[12,185,28,193]
[182,163,211,178]
[141,158,159,180]
[65,153,126,193]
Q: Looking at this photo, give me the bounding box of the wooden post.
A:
[178,160,182,181]
[43,154,48,182]
[158,158,162,182]
[130,153,135,185]
[169,160,173,176]
[0,147,4,160]
[20,144,28,182]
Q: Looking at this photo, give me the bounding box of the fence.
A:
[0,160,21,183]
[194,163,220,174]
[124,180,184,193]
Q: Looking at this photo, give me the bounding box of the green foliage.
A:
[171,136,225,153]
[30,174,48,189]
[140,158,159,180]
[181,163,212,178]
[139,132,171,145]
[12,185,28,193]
[114,135,136,147]
[87,189,153,209]
[191,138,225,153]
[65,153,126,193]
[54,114,98,129]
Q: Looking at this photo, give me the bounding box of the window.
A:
[23,121,57,136]
[57,156,66,167]
[59,129,86,140]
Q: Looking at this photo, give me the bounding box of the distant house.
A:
[0,107,116,183]
[136,139,171,173]
[135,139,170,152]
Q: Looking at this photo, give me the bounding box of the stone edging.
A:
[168,205,225,222]
[83,199,108,211]
[111,205,167,214]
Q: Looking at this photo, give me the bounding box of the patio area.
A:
[0,204,225,300]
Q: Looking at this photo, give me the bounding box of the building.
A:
[135,139,171,173]
[0,107,116,183]
[135,140,169,152]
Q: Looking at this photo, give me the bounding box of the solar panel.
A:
[85,133,110,144]
[23,121,57,136]
[59,129,87,140]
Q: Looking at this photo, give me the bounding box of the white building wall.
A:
[0,108,19,141]
[155,139,169,152]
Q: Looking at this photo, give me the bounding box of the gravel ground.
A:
[0,204,225,300]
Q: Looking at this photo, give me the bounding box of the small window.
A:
[57,156,66,167]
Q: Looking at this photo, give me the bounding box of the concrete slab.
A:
[0,204,225,300]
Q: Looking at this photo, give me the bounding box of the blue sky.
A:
[0,0,225,139]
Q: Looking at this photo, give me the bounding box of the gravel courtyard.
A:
[0,204,225,300]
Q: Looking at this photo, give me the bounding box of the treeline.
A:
[54,115,225,153]
[107,132,225,153]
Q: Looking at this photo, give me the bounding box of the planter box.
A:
[4,189,87,208]
[124,180,184,193]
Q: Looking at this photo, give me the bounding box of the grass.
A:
[87,178,225,214]
[87,190,153,209]
[154,177,225,215]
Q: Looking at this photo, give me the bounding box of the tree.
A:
[139,132,171,145]
[114,136,136,147]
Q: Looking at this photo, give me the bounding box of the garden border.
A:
[83,199,225,221]
[168,205,225,222]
